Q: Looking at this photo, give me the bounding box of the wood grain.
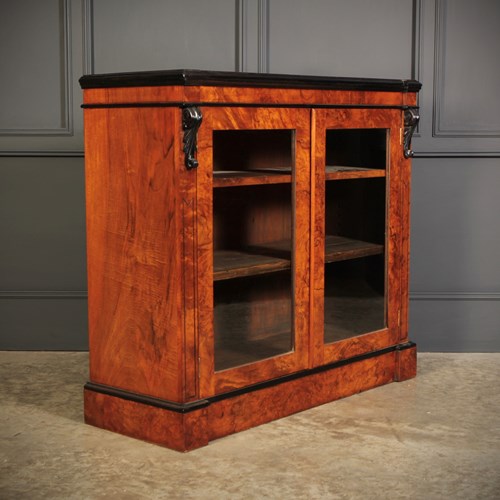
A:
[83,85,408,107]
[84,388,209,452]
[325,166,386,180]
[213,249,291,281]
[84,346,404,451]
[213,171,292,187]
[208,349,396,441]
[84,107,185,402]
[394,344,417,381]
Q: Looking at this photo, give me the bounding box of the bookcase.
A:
[80,70,421,451]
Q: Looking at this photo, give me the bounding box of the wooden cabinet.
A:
[80,70,421,451]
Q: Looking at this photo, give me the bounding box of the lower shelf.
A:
[324,235,384,263]
[213,249,290,281]
[324,282,385,343]
[215,328,292,372]
[83,342,417,452]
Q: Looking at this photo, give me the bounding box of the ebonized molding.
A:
[79,69,421,92]
[84,342,416,414]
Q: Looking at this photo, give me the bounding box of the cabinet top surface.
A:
[79,69,421,93]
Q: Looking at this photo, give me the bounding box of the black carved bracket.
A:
[182,106,203,169]
[403,107,420,159]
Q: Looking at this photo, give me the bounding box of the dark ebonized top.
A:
[79,69,421,92]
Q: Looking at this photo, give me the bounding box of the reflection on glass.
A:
[214,271,292,371]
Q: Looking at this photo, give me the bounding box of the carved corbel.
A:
[403,107,419,159]
[182,106,203,169]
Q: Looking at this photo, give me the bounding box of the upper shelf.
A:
[213,169,292,188]
[325,166,386,180]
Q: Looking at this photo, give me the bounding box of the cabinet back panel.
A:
[325,178,386,245]
[213,130,293,171]
[213,184,292,249]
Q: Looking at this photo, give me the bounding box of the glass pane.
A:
[214,270,292,371]
[213,130,294,371]
[324,129,387,343]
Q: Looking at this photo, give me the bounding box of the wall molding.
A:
[257,0,269,73]
[0,0,73,137]
[411,0,423,83]
[236,0,248,72]
[411,0,423,138]
[433,0,500,138]
[0,291,87,299]
[0,150,84,157]
[82,0,95,74]
[413,151,500,158]
[410,291,500,301]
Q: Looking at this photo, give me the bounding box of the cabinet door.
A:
[311,109,409,366]
[196,107,311,396]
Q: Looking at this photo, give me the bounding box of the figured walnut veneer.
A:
[81,70,420,451]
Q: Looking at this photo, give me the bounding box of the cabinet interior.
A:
[212,130,295,371]
[212,129,294,187]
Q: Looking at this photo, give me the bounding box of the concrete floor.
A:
[1,352,499,499]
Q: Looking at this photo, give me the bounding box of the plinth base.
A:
[84,342,416,452]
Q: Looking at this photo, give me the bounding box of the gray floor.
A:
[1,352,499,500]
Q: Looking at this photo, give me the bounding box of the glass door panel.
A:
[197,107,311,397]
[323,128,388,343]
[212,129,294,371]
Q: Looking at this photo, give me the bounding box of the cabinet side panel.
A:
[84,106,183,402]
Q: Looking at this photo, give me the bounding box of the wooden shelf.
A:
[214,249,291,281]
[325,235,384,263]
[214,236,383,281]
[213,169,292,187]
[325,166,385,180]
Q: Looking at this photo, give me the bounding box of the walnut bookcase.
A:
[80,70,421,451]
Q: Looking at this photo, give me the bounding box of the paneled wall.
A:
[1,0,498,350]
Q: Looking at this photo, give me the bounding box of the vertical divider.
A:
[310,109,326,367]
[292,109,312,369]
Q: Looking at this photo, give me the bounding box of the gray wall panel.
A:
[268,0,414,78]
[0,157,86,290]
[1,0,498,351]
[410,299,500,352]
[0,0,84,153]
[0,298,88,350]
[413,0,500,154]
[0,0,64,131]
[434,0,500,136]
[410,158,500,292]
[92,0,237,73]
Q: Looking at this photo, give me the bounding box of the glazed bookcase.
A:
[80,70,421,451]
